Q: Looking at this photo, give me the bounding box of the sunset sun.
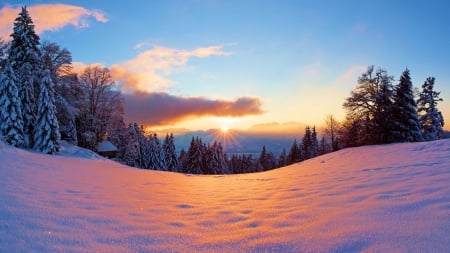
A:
[220,124,229,133]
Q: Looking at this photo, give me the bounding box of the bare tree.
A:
[324,114,340,151]
[77,65,124,149]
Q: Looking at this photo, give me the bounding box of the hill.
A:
[0,140,449,252]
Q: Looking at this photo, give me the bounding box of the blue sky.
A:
[1,0,449,131]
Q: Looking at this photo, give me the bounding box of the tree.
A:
[324,114,340,151]
[205,141,228,174]
[163,133,178,172]
[33,69,60,154]
[343,65,395,145]
[76,65,124,149]
[391,69,423,142]
[8,7,42,147]
[278,148,287,168]
[40,41,78,144]
[302,126,313,159]
[184,137,206,174]
[146,133,165,170]
[417,77,445,140]
[311,126,319,157]
[0,61,24,147]
[287,139,302,165]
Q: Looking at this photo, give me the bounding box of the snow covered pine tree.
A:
[0,61,25,147]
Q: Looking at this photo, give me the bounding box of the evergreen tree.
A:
[391,69,423,142]
[319,135,329,155]
[278,148,287,168]
[311,126,319,158]
[184,137,206,174]
[0,61,24,147]
[147,133,165,170]
[287,139,301,165]
[177,149,187,172]
[302,126,313,159]
[163,133,178,172]
[9,6,42,148]
[417,77,445,140]
[33,69,60,154]
[122,123,144,167]
[208,142,228,174]
[257,145,268,171]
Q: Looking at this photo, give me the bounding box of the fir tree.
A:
[184,137,206,174]
[287,139,301,165]
[147,133,165,170]
[417,77,445,140]
[163,133,178,171]
[302,126,313,159]
[311,126,319,157]
[123,123,147,168]
[9,6,42,148]
[0,61,24,147]
[278,148,287,168]
[33,69,60,154]
[391,69,423,142]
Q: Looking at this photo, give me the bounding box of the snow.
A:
[1,140,449,252]
[97,140,117,152]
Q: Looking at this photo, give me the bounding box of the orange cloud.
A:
[0,4,107,39]
[123,92,263,126]
[111,45,231,93]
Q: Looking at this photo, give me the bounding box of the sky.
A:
[0,0,449,132]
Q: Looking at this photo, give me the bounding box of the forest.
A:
[0,7,447,174]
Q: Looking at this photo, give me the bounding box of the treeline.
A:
[111,124,331,174]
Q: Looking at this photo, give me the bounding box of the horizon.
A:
[1,1,449,132]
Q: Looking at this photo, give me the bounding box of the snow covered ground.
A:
[1,140,449,252]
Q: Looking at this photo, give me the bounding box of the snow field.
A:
[0,140,449,252]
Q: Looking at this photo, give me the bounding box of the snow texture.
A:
[0,140,449,252]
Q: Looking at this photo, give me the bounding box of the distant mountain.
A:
[246,121,307,137]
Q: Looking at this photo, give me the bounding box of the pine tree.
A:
[33,69,60,154]
[147,133,165,170]
[122,123,141,167]
[311,126,319,158]
[302,126,313,159]
[0,61,24,147]
[287,139,301,165]
[257,145,268,171]
[208,142,228,174]
[391,69,423,142]
[417,77,445,140]
[184,137,206,174]
[278,148,287,168]
[9,6,42,148]
[163,133,178,171]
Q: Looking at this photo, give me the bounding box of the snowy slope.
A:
[0,140,449,252]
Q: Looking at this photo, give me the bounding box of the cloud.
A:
[123,92,263,126]
[111,45,231,93]
[0,4,107,39]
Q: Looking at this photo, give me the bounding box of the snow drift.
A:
[0,140,449,252]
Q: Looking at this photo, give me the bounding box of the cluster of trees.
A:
[340,66,445,147]
[117,123,178,171]
[0,7,125,154]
